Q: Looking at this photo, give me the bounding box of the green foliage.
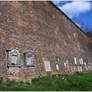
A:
[0,72,92,91]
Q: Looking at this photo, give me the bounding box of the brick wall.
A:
[0,1,92,82]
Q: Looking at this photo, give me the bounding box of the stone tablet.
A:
[56,64,59,71]
[44,61,51,72]
[25,52,35,67]
[74,57,77,64]
[79,58,83,65]
[7,49,20,65]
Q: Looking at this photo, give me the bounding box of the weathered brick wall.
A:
[0,1,92,82]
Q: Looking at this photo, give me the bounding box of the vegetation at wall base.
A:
[0,72,92,91]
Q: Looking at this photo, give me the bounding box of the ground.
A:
[0,72,92,91]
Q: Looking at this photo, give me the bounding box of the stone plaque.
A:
[79,58,83,65]
[44,61,51,72]
[11,56,18,65]
[7,49,20,66]
[64,63,66,67]
[74,57,77,64]
[25,52,35,67]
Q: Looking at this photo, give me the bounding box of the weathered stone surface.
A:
[0,1,92,82]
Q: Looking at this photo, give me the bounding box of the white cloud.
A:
[53,1,61,5]
[59,2,91,18]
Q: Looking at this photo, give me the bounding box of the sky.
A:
[53,1,92,32]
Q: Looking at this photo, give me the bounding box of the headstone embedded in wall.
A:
[24,52,35,67]
[56,64,59,71]
[7,49,20,67]
[64,63,66,68]
[44,61,51,72]
[74,57,77,65]
[79,58,83,65]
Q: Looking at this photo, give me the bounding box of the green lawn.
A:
[0,72,92,91]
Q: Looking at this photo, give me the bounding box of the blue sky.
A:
[53,1,92,32]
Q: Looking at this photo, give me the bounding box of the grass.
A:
[0,72,92,91]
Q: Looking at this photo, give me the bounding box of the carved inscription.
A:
[24,52,35,67]
[44,61,51,72]
[7,49,20,66]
